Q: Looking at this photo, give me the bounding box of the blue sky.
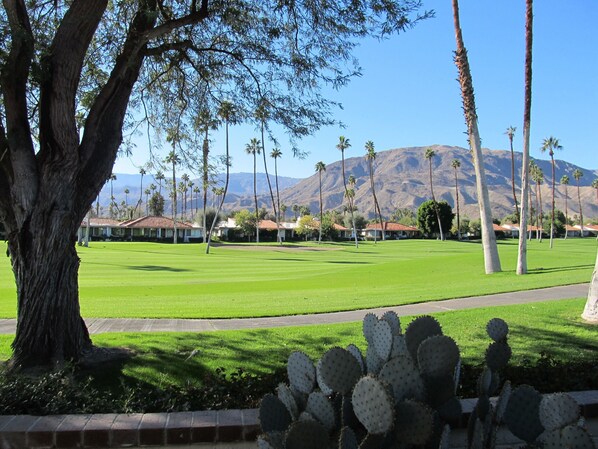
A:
[114,1,597,179]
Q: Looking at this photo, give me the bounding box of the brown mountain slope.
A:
[228,145,598,221]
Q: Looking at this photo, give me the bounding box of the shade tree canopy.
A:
[0,0,431,371]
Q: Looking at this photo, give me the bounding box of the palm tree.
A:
[517,0,533,275]
[164,150,180,243]
[337,136,358,248]
[155,171,165,195]
[540,136,562,248]
[193,185,200,218]
[187,181,195,218]
[315,161,326,243]
[144,188,151,215]
[270,147,283,244]
[207,101,237,254]
[137,167,146,213]
[280,204,287,221]
[573,168,584,237]
[255,104,279,242]
[292,204,300,220]
[246,138,261,243]
[561,175,570,239]
[124,188,129,207]
[592,179,598,205]
[424,147,444,241]
[505,126,520,221]
[365,141,384,242]
[109,173,117,219]
[452,0,501,273]
[451,159,462,240]
[181,173,190,219]
[530,162,544,241]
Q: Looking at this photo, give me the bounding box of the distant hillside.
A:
[98,146,597,221]
[97,172,301,209]
[261,145,597,221]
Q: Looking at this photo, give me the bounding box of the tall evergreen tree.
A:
[505,126,520,221]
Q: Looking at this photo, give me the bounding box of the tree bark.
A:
[8,210,92,370]
[581,250,598,323]
[452,0,501,272]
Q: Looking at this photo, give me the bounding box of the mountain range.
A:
[103,145,598,221]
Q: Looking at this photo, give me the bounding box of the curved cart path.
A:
[0,284,589,335]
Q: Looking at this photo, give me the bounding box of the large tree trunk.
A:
[581,250,598,323]
[8,209,92,370]
[452,0,501,273]
[0,1,209,371]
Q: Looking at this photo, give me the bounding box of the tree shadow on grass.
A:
[526,264,594,274]
[326,261,370,264]
[130,265,191,272]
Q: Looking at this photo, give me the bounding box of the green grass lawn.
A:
[0,298,594,390]
[0,239,595,318]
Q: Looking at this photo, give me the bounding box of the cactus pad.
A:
[362,313,378,344]
[277,383,299,420]
[417,335,460,379]
[339,426,359,449]
[259,393,292,433]
[485,341,512,371]
[486,318,509,342]
[405,315,443,361]
[365,345,384,375]
[315,359,333,396]
[494,380,512,423]
[437,396,463,423]
[285,419,329,449]
[306,391,336,432]
[394,399,434,445]
[390,335,408,358]
[346,344,365,373]
[379,355,426,402]
[539,393,580,431]
[287,351,316,394]
[352,376,395,435]
[372,319,393,361]
[504,385,544,443]
[319,347,362,395]
[541,425,596,449]
[381,310,401,335]
[258,431,284,449]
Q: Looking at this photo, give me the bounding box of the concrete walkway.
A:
[0,284,588,335]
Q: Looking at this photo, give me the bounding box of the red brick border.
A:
[0,391,596,448]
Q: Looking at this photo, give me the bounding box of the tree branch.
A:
[1,0,37,225]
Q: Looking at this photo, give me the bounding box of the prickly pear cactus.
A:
[259,394,292,433]
[351,376,394,435]
[381,310,401,335]
[287,351,316,394]
[405,315,443,361]
[394,399,434,445]
[485,318,508,342]
[504,384,544,443]
[417,334,460,379]
[319,347,362,395]
[539,392,580,431]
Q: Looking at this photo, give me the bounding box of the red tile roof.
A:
[258,219,279,230]
[120,216,192,229]
[365,222,419,232]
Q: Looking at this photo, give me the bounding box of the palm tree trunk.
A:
[581,249,598,323]
[517,0,533,274]
[452,0,501,272]
[537,182,543,242]
[260,125,279,243]
[202,131,209,243]
[454,169,461,240]
[253,152,259,243]
[429,159,444,241]
[207,122,230,254]
[369,160,385,242]
[274,157,282,244]
[172,156,178,244]
[549,155,555,248]
[577,181,584,238]
[341,152,358,248]
[318,172,323,244]
[565,184,569,240]
[509,138,520,221]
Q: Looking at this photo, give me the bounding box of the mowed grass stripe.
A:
[0,239,594,319]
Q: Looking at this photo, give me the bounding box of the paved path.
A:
[0,284,589,335]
